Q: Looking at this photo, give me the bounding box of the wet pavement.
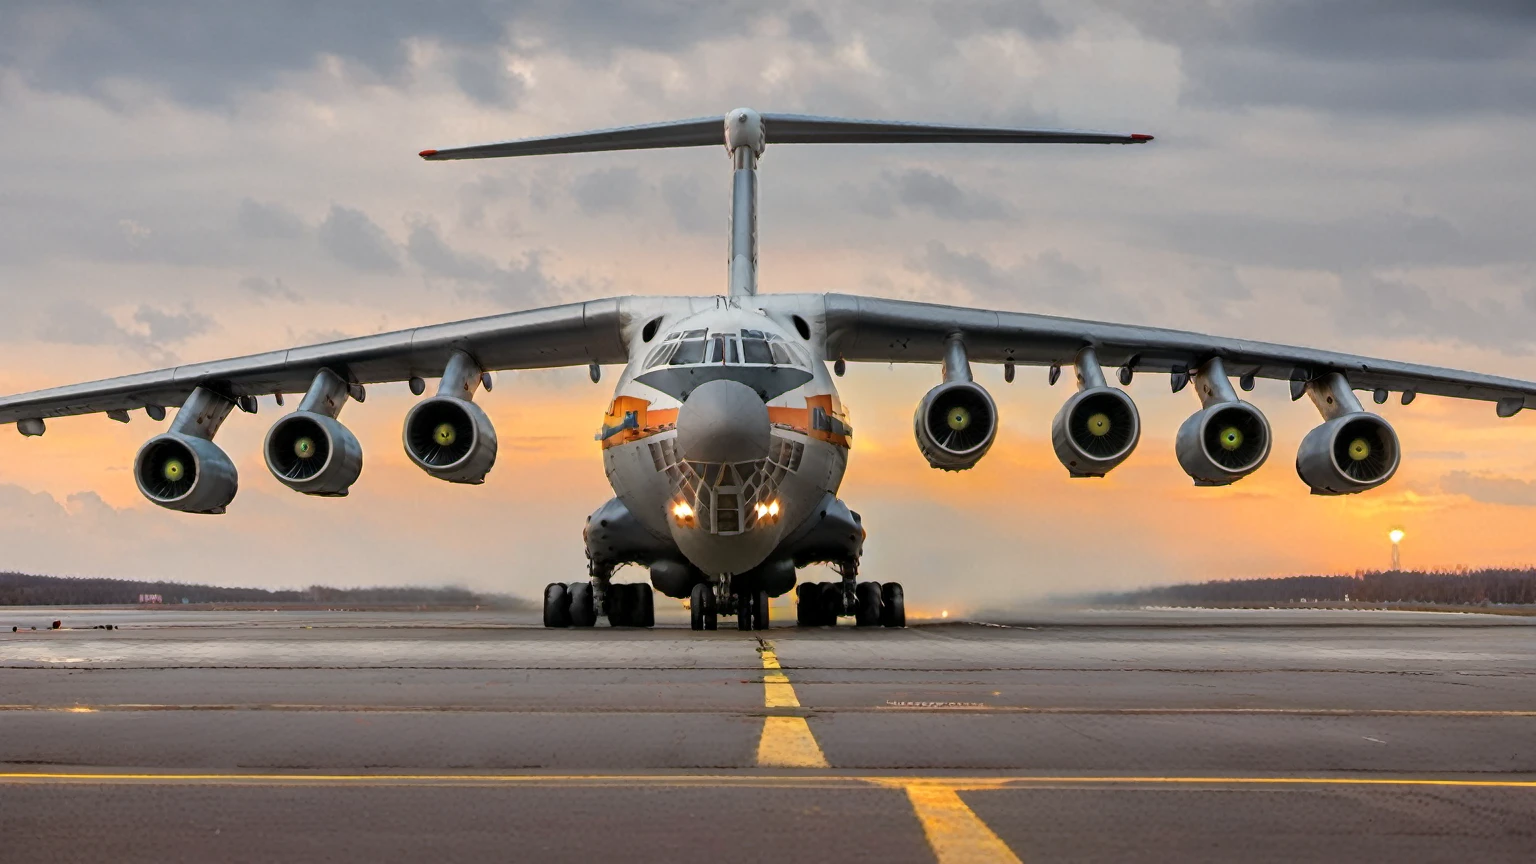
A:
[1,606,1533,862]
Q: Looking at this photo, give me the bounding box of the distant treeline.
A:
[1095,569,1536,607]
[0,571,529,609]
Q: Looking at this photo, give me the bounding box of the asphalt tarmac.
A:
[2,605,1533,863]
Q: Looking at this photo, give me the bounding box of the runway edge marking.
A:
[755,641,829,769]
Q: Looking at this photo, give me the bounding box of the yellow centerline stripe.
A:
[755,642,828,768]
[905,784,1024,864]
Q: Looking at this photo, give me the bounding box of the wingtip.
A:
[1130,133,1154,142]
[418,149,439,159]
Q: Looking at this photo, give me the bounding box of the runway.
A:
[2,606,1533,862]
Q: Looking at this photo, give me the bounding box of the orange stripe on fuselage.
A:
[600,396,851,450]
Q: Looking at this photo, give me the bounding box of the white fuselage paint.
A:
[600,297,849,577]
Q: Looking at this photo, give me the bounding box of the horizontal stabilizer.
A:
[420,112,1151,160]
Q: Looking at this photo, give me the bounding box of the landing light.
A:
[672,501,694,524]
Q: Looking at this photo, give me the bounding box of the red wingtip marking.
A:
[419,149,439,158]
[1130,134,1154,142]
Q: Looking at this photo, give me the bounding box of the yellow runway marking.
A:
[1,772,1535,789]
[904,783,1023,864]
[755,642,828,768]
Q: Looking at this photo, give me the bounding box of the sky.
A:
[1,1,1534,607]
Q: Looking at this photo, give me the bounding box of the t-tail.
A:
[419,109,1153,298]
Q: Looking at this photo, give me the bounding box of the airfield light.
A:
[1389,529,1405,544]
[1389,529,1405,570]
[941,610,949,619]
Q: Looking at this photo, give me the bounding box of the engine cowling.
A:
[1052,386,1140,477]
[1176,402,1272,485]
[264,411,363,496]
[1296,413,1400,495]
[133,433,238,514]
[913,381,998,471]
[403,396,498,484]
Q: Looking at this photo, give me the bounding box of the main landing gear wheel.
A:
[819,582,843,627]
[795,583,817,627]
[737,591,756,631]
[543,582,571,628]
[568,582,596,628]
[752,589,770,631]
[689,583,718,631]
[855,581,882,628]
[607,583,656,628]
[880,582,906,628]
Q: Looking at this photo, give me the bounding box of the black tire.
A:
[880,582,906,628]
[855,581,882,628]
[543,582,571,628]
[752,589,770,631]
[820,583,843,627]
[636,583,655,628]
[607,583,634,627]
[795,583,817,627]
[569,582,596,627]
[690,582,709,631]
[736,591,755,631]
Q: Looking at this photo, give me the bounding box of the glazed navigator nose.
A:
[676,379,770,463]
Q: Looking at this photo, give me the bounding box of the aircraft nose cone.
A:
[676,379,770,464]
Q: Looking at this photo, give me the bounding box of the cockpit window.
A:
[669,337,706,365]
[645,326,807,369]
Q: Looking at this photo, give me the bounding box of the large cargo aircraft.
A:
[3,109,1533,631]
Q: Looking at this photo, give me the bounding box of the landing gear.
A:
[608,582,655,628]
[855,581,882,627]
[735,589,770,631]
[569,582,596,628]
[689,582,718,631]
[880,582,906,628]
[543,582,571,628]
[547,580,654,628]
[795,579,904,628]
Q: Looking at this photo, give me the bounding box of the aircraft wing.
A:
[0,299,627,426]
[821,294,1536,414]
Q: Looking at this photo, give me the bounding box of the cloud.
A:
[571,167,645,215]
[35,301,214,359]
[236,199,307,240]
[450,50,526,107]
[316,205,400,272]
[1441,471,1536,507]
[911,241,1126,315]
[660,174,714,234]
[857,169,1010,221]
[406,220,566,305]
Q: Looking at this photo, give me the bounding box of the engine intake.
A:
[914,381,997,471]
[265,411,363,496]
[404,396,497,483]
[1296,413,1400,495]
[1176,402,1271,485]
[1052,386,1140,477]
[134,433,238,514]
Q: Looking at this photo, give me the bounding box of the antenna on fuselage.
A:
[419,111,1153,298]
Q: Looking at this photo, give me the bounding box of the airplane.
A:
[3,108,1534,632]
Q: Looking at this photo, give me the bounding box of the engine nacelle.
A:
[134,433,238,514]
[1296,413,1400,495]
[264,411,363,496]
[1052,386,1140,477]
[1176,401,1272,485]
[403,396,498,484]
[913,381,998,471]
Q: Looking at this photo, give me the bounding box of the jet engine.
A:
[1052,386,1140,476]
[404,396,497,483]
[914,380,997,471]
[1296,413,1399,494]
[134,433,238,514]
[264,411,363,496]
[404,350,499,484]
[1295,372,1400,495]
[1176,402,1272,485]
